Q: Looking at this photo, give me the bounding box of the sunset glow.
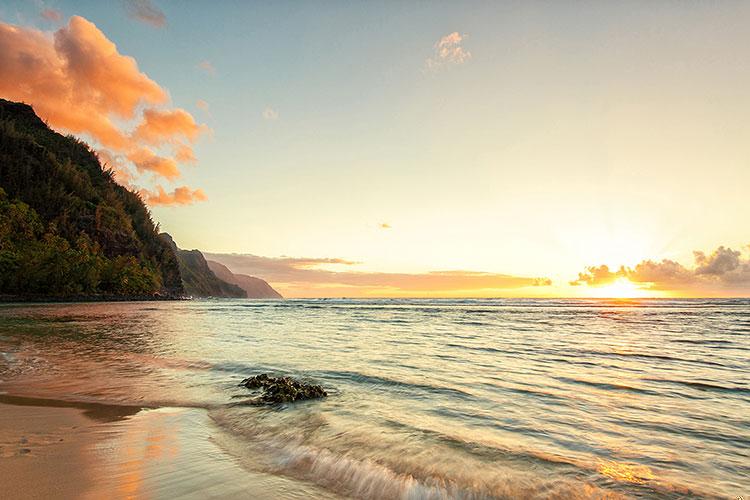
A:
[1,1,748,298]
[579,278,656,299]
[1,3,748,499]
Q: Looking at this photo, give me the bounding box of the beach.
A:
[0,396,336,499]
[1,398,95,499]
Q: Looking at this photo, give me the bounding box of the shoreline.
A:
[0,395,335,499]
[0,294,189,304]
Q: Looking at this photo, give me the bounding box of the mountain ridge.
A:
[207,260,282,299]
[159,233,246,298]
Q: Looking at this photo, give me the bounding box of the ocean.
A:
[0,299,748,499]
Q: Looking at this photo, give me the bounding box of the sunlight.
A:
[584,278,653,299]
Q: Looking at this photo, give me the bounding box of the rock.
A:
[239,373,328,404]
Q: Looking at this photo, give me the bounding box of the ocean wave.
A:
[208,405,716,500]
[642,378,750,396]
[554,376,661,396]
[317,370,477,401]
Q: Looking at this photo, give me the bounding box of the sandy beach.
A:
[0,396,333,500]
[0,398,97,499]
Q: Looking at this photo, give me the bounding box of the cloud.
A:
[132,108,205,145]
[205,253,551,298]
[124,0,166,28]
[41,8,63,22]
[379,223,392,229]
[54,17,167,118]
[127,148,180,179]
[694,246,744,277]
[196,99,209,111]
[174,144,196,163]
[532,278,553,286]
[139,185,207,206]
[569,265,622,287]
[262,107,279,120]
[571,244,750,295]
[426,32,471,71]
[196,59,215,75]
[0,16,207,206]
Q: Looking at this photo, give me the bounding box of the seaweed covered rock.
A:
[239,374,327,404]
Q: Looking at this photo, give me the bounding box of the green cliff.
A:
[0,99,183,299]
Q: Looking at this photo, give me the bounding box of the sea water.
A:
[0,299,748,498]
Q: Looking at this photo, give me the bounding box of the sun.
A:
[585,278,653,299]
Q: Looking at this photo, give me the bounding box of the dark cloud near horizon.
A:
[124,0,166,28]
[571,244,750,293]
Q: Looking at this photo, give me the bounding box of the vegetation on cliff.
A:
[0,99,183,298]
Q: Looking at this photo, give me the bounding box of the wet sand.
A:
[0,399,95,499]
[0,396,334,499]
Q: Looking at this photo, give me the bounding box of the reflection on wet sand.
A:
[0,393,141,422]
[0,398,337,500]
[84,407,337,499]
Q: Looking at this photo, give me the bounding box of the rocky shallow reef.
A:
[239,374,327,404]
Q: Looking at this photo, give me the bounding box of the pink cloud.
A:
[41,9,63,23]
[426,32,472,71]
[196,59,216,75]
[205,253,552,298]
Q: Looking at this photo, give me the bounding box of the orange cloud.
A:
[0,18,126,150]
[55,16,167,119]
[196,99,209,111]
[124,0,166,28]
[127,148,180,179]
[0,16,207,206]
[174,144,197,163]
[139,185,207,206]
[205,253,552,298]
[133,108,205,145]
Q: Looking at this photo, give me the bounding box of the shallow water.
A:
[0,299,748,499]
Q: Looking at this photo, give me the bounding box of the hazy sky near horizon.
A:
[2,1,749,297]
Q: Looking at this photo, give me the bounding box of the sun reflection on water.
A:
[598,460,656,484]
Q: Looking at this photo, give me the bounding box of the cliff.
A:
[207,260,282,299]
[160,234,246,298]
[0,99,183,299]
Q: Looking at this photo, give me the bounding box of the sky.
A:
[1,0,749,297]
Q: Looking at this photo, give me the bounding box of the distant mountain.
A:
[160,234,246,298]
[207,260,282,299]
[0,99,183,299]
